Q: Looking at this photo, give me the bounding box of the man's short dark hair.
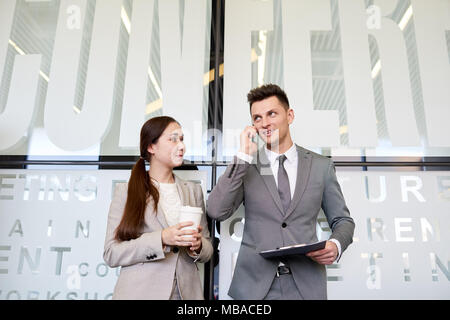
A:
[247,84,290,111]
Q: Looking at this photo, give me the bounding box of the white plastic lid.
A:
[179,206,203,214]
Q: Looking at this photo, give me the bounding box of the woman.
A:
[103,116,213,300]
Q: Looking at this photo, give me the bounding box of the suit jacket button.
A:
[282,223,287,228]
[173,247,179,253]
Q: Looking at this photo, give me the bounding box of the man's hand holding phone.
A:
[239,126,258,156]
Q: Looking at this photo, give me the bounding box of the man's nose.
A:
[261,117,270,128]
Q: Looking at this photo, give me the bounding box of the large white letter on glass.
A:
[282,0,340,147]
[119,0,155,148]
[0,0,41,151]
[222,0,273,156]
[368,0,420,146]
[338,0,378,147]
[44,0,122,151]
[410,0,450,147]
[159,0,210,157]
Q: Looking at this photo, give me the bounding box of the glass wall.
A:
[222,0,450,160]
[1,0,449,299]
[0,0,212,160]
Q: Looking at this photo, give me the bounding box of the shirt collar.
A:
[264,143,297,166]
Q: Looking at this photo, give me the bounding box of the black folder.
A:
[259,240,327,258]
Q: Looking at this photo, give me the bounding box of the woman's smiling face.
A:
[147,121,185,168]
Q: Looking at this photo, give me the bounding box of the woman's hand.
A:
[188,225,203,254]
[161,222,197,247]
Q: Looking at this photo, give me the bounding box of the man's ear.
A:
[287,108,294,124]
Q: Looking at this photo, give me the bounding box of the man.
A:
[207,84,355,300]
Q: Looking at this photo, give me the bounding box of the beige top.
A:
[158,182,181,227]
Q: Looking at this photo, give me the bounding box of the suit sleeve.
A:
[206,156,250,221]
[103,183,165,268]
[187,183,214,263]
[321,160,355,253]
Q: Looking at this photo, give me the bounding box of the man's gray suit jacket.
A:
[207,145,355,300]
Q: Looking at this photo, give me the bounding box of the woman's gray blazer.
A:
[103,175,213,300]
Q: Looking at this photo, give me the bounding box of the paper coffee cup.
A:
[178,206,202,236]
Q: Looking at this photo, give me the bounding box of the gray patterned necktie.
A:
[277,155,291,214]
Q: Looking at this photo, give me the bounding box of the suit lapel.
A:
[284,146,312,219]
[155,203,169,229]
[256,148,285,216]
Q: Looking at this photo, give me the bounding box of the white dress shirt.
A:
[236,144,342,262]
[263,143,298,199]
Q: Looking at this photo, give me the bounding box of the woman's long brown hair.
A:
[114,116,178,241]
